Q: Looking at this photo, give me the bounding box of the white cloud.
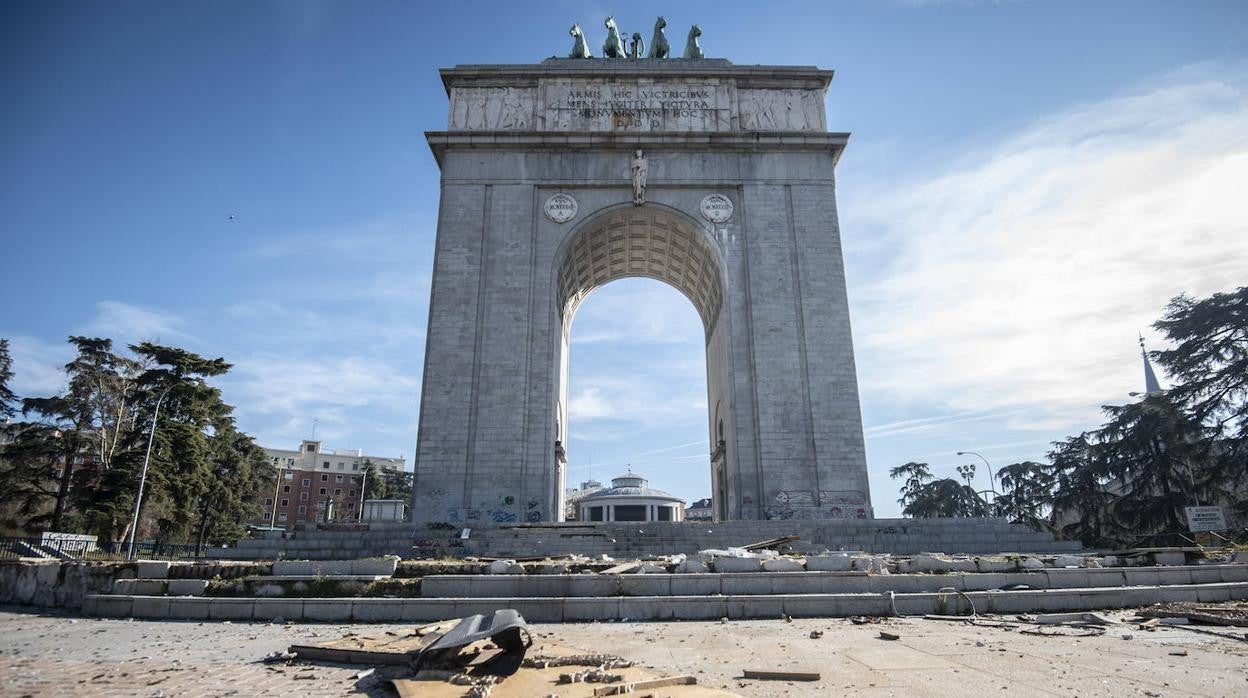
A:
[84,300,196,345]
[848,61,1248,433]
[3,335,73,398]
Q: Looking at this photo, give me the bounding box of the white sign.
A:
[543,193,578,223]
[700,194,734,223]
[1184,505,1227,532]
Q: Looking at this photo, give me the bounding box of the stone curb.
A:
[81,581,1248,623]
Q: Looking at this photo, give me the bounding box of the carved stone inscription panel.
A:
[541,79,732,131]
[447,80,827,132]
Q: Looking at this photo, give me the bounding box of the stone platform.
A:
[211,517,1082,561]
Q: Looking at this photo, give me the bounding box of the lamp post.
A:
[957,450,998,501]
[126,383,175,560]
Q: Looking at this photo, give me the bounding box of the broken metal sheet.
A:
[288,620,459,665]
[414,609,533,673]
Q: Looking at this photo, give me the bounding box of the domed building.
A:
[576,473,685,522]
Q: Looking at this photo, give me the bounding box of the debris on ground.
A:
[280,609,710,696]
[1032,612,1117,626]
[1139,601,1248,627]
[878,631,900,641]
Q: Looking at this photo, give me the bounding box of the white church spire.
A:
[1139,334,1163,396]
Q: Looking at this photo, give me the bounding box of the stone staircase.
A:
[211,517,1083,561]
[78,552,1248,623]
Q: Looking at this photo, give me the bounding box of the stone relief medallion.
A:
[700,194,734,223]
[543,193,578,223]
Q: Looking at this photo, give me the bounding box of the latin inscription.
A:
[544,81,730,132]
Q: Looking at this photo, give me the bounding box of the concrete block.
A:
[620,575,671,596]
[352,558,399,576]
[1152,551,1186,566]
[975,557,1013,573]
[1187,567,1221,584]
[806,554,852,572]
[636,563,668,574]
[353,599,404,622]
[726,595,785,620]
[400,600,458,623]
[720,574,772,595]
[568,575,619,597]
[762,558,805,572]
[782,595,838,618]
[712,557,762,573]
[165,579,208,596]
[1155,568,1194,586]
[1052,555,1082,568]
[208,599,255,621]
[1017,556,1045,570]
[1125,568,1161,587]
[486,560,525,574]
[1044,570,1089,589]
[112,579,165,595]
[166,598,212,620]
[499,598,562,623]
[664,597,727,621]
[1219,565,1248,583]
[947,558,977,573]
[619,597,668,621]
[90,595,133,618]
[131,596,172,619]
[670,574,720,596]
[675,560,709,573]
[302,600,352,622]
[252,599,304,622]
[136,561,171,579]
[1195,585,1232,603]
[563,597,621,622]
[537,563,568,575]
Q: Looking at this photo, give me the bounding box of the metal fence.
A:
[0,536,207,561]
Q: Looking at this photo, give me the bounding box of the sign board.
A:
[1184,505,1226,532]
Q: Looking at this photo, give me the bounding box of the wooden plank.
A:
[600,562,640,575]
[594,676,698,695]
[742,669,821,681]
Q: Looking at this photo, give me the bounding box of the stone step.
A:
[81,580,1248,623]
[419,565,1248,598]
[111,579,209,596]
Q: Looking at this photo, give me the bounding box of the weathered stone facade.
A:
[413,59,871,523]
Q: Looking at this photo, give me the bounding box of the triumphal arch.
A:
[412,41,873,524]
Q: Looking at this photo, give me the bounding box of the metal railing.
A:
[0,536,208,561]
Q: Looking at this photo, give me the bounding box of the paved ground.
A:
[1,606,1246,696]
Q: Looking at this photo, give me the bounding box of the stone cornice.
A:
[439,60,834,94]
[425,130,850,168]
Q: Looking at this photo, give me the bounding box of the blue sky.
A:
[2,1,1246,517]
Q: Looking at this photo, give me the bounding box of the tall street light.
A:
[957,450,998,502]
[126,383,175,560]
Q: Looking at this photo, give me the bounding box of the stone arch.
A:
[551,204,729,520]
[554,204,725,336]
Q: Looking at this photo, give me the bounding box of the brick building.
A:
[250,439,405,529]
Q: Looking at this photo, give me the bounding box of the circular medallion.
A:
[700,194,734,224]
[543,193,578,224]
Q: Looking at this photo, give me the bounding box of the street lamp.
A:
[956,450,998,500]
[126,383,175,560]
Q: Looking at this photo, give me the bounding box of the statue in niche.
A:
[631,149,647,206]
[629,32,645,59]
[568,24,592,58]
[603,16,626,58]
[647,16,670,58]
[683,24,703,59]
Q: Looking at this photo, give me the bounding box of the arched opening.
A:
[564,278,709,520]
[552,205,731,522]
